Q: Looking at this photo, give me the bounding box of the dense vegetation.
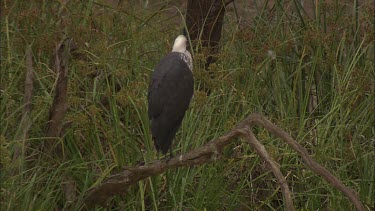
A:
[1,1,373,210]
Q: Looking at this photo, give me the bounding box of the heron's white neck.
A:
[172,35,193,71]
[182,50,193,71]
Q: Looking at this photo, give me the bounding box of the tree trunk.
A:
[185,0,234,70]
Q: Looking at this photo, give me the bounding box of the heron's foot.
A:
[135,160,145,166]
[169,147,174,159]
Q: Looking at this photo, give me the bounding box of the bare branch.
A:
[224,0,235,6]
[83,113,365,211]
[239,128,295,211]
[245,113,366,211]
[64,176,77,207]
[45,38,75,151]
[308,83,318,145]
[23,47,34,117]
[84,129,241,207]
[13,46,35,161]
[45,38,78,210]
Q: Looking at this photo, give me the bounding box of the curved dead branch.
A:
[83,113,365,211]
[238,127,294,211]
[243,114,365,211]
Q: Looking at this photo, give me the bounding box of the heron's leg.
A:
[169,146,174,159]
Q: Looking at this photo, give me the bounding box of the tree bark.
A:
[185,0,234,70]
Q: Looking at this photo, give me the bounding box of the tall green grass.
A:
[1,0,374,210]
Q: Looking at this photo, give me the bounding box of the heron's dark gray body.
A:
[148,52,194,154]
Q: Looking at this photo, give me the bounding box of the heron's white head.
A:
[172,35,187,53]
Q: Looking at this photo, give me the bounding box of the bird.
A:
[148,35,194,157]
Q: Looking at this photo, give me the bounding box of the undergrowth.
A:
[1,0,374,210]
